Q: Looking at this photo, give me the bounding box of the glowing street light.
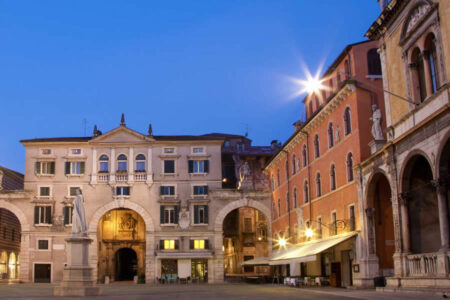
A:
[305,228,314,238]
[278,237,287,247]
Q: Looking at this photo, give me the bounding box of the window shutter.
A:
[159,240,164,250]
[45,206,52,224]
[194,205,199,224]
[175,240,179,250]
[174,206,179,224]
[34,206,39,224]
[35,162,41,174]
[160,186,164,195]
[160,206,165,224]
[188,160,193,173]
[204,205,209,224]
[80,162,85,174]
[63,207,69,225]
[204,160,209,173]
[65,162,70,175]
[170,186,175,195]
[205,239,209,250]
[50,162,55,174]
[190,240,194,250]
[204,186,208,195]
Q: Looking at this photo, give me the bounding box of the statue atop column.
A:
[370,104,384,141]
[71,188,88,236]
[238,162,252,190]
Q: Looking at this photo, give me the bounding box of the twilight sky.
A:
[0,1,381,172]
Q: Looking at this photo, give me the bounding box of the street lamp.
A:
[305,228,314,238]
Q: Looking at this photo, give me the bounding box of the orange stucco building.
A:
[265,40,385,287]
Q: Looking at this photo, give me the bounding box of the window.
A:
[164,148,175,154]
[410,47,427,103]
[34,206,52,225]
[271,175,275,191]
[164,160,175,174]
[272,202,276,220]
[344,107,352,135]
[304,181,309,203]
[236,143,245,152]
[193,185,208,195]
[99,155,109,172]
[69,187,80,197]
[39,186,50,197]
[286,192,290,212]
[117,154,127,172]
[160,239,179,250]
[331,212,337,235]
[160,186,175,196]
[190,239,209,250]
[367,48,382,75]
[317,217,323,239]
[285,160,289,179]
[347,153,354,182]
[293,187,297,208]
[316,173,322,197]
[276,169,280,187]
[328,123,334,148]
[38,240,49,250]
[63,206,73,225]
[160,206,178,224]
[188,160,209,174]
[277,199,281,217]
[314,135,320,158]
[71,149,81,155]
[349,205,356,231]
[292,154,297,174]
[302,145,307,167]
[193,205,208,224]
[192,147,204,153]
[425,34,440,94]
[35,161,55,175]
[116,186,130,196]
[41,149,51,155]
[330,164,336,191]
[65,161,85,175]
[135,154,146,172]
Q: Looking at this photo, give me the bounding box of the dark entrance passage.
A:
[115,248,137,281]
[34,264,51,283]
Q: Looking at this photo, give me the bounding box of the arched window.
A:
[316,173,322,197]
[315,97,320,110]
[367,48,382,75]
[328,123,334,148]
[135,154,146,172]
[293,187,297,208]
[286,192,290,212]
[276,169,280,187]
[347,153,354,182]
[99,154,109,172]
[271,175,275,191]
[425,33,440,94]
[302,145,308,167]
[344,107,352,135]
[304,181,309,203]
[314,134,320,158]
[330,164,336,191]
[292,154,296,174]
[285,159,289,180]
[272,202,276,220]
[410,47,427,103]
[117,154,127,172]
[277,199,281,217]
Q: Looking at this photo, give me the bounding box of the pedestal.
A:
[368,139,386,155]
[54,236,102,296]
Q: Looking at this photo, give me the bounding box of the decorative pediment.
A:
[401,2,432,39]
[89,126,154,144]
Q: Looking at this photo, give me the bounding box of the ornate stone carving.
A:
[405,4,431,35]
[178,207,190,230]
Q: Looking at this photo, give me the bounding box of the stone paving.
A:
[0,283,445,300]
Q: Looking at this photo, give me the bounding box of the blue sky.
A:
[0,1,380,172]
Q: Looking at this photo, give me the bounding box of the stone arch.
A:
[0,200,29,231]
[88,200,154,233]
[364,168,394,208]
[214,199,271,232]
[398,149,435,193]
[435,129,450,179]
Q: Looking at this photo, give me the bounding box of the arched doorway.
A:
[366,173,394,276]
[0,208,21,281]
[115,248,137,281]
[402,155,440,253]
[97,209,145,282]
[222,207,270,277]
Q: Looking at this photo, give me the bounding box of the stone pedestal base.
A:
[53,235,102,296]
[369,139,386,154]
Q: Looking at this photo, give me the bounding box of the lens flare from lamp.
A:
[304,77,323,94]
[278,238,287,247]
[305,228,314,238]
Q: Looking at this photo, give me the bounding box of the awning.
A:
[270,232,357,265]
[241,257,270,266]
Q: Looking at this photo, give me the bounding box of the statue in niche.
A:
[370,104,384,140]
[71,188,88,236]
[178,207,190,230]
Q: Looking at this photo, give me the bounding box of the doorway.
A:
[191,259,208,282]
[115,248,137,281]
[34,264,51,283]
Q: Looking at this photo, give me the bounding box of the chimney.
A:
[293,120,303,132]
[378,0,388,11]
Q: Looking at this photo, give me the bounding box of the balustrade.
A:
[406,253,438,276]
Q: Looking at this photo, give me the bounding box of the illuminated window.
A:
[194,240,205,249]
[164,240,175,250]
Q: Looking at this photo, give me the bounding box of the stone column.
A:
[110,148,116,184]
[432,179,449,250]
[378,45,392,128]
[398,194,411,253]
[18,231,30,282]
[91,148,97,184]
[421,51,434,97]
[128,147,134,184]
[146,148,153,184]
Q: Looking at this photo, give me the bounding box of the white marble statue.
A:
[239,162,251,181]
[72,188,88,235]
[370,104,384,140]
